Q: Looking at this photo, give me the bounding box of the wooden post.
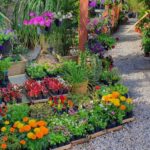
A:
[79,0,88,51]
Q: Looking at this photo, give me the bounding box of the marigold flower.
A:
[126,98,133,104]
[112,91,120,98]
[34,128,41,133]
[4,121,9,125]
[112,99,120,107]
[1,143,7,149]
[120,96,126,101]
[23,117,29,122]
[20,140,26,145]
[36,121,47,127]
[35,132,43,139]
[120,105,126,111]
[29,120,37,128]
[2,136,8,142]
[19,127,25,133]
[1,127,6,132]
[10,127,15,133]
[27,132,34,139]
[40,126,49,135]
[23,125,31,132]
[17,123,24,129]
[31,134,36,140]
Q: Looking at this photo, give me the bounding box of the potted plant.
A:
[26,64,47,80]
[0,57,11,87]
[62,61,88,94]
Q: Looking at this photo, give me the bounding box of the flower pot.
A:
[72,81,88,94]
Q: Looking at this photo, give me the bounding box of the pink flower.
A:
[29,12,36,17]
[23,20,29,25]
[93,18,99,25]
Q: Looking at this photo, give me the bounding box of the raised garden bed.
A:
[8,55,27,76]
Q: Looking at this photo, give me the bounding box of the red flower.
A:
[59,95,67,104]
[95,86,100,90]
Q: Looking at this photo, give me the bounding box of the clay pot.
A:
[72,80,88,94]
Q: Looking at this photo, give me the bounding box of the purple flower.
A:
[89,0,97,8]
[101,0,105,4]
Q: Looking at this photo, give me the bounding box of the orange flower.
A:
[31,134,36,140]
[29,120,37,128]
[19,127,25,133]
[1,143,7,149]
[10,127,15,133]
[120,105,126,111]
[2,136,8,142]
[35,132,43,139]
[68,100,74,108]
[20,140,26,145]
[36,121,47,127]
[23,125,31,132]
[23,117,29,122]
[40,126,49,135]
[112,91,120,98]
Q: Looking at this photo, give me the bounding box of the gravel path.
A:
[72,19,150,150]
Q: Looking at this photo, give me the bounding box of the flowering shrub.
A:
[0,118,49,150]
[23,11,54,27]
[0,84,22,103]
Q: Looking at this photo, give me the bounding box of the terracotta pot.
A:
[72,80,88,94]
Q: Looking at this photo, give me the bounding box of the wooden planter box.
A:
[71,137,89,146]
[8,55,27,76]
[52,143,72,150]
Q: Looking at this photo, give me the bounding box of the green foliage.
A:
[97,33,116,49]
[142,28,150,53]
[0,32,12,45]
[0,57,11,72]
[111,83,129,95]
[62,61,88,84]
[26,64,47,79]
[6,104,30,123]
[100,68,121,84]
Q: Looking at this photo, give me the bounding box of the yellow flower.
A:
[1,127,6,132]
[112,91,120,98]
[34,128,41,133]
[13,121,21,128]
[4,121,9,125]
[17,123,24,129]
[113,99,120,107]
[120,96,126,101]
[126,98,133,104]
[27,132,34,139]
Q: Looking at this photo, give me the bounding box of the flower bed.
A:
[0,91,134,149]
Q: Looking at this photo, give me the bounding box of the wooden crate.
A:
[8,55,27,76]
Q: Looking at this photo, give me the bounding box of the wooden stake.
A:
[79,0,88,51]
[126,12,149,33]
